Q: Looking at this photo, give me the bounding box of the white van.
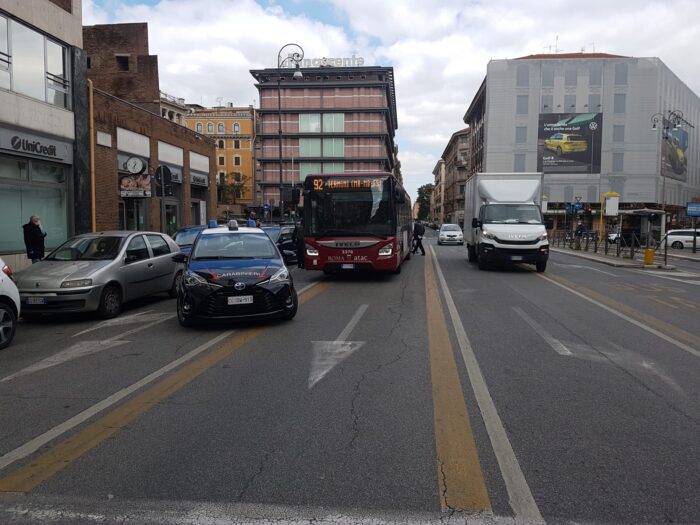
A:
[666,229,699,249]
[0,257,20,350]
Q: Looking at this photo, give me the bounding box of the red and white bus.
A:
[301,172,412,274]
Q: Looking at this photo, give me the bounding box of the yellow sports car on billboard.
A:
[544,133,588,155]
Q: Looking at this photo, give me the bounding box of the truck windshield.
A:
[307,178,395,237]
[483,204,543,224]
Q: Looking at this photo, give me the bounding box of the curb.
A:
[549,247,644,268]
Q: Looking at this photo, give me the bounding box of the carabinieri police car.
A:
[175,220,298,326]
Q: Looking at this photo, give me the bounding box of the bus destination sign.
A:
[311,177,383,191]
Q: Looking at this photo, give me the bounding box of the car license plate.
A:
[510,256,523,261]
[341,264,355,270]
[228,296,253,305]
[26,296,47,305]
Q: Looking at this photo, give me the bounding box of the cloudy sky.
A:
[85,0,700,201]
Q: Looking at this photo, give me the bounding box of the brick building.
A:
[84,22,216,234]
[183,105,256,218]
[249,65,399,215]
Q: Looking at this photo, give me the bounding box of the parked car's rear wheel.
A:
[169,271,183,298]
[0,303,17,350]
[671,241,683,249]
[98,285,121,319]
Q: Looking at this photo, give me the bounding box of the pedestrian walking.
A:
[574,220,586,250]
[23,215,47,264]
[412,221,425,256]
[246,212,257,227]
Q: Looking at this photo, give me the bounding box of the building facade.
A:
[183,105,255,218]
[432,159,445,225]
[464,53,700,231]
[0,0,88,270]
[441,128,470,226]
[250,65,399,216]
[84,23,216,235]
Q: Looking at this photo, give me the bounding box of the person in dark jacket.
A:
[412,221,426,256]
[574,220,586,250]
[23,215,47,263]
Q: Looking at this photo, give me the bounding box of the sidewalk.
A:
[549,246,679,270]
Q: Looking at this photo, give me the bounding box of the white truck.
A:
[464,173,549,272]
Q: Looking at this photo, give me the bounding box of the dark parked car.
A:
[175,221,298,326]
[172,225,208,256]
[262,225,299,265]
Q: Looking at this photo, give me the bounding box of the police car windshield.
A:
[192,232,278,260]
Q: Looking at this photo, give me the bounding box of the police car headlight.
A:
[267,267,290,283]
[378,245,393,256]
[183,271,209,287]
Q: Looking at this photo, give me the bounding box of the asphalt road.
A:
[0,229,699,525]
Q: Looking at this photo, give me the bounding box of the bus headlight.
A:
[306,244,319,256]
[378,245,393,256]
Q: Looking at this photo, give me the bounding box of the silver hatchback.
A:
[15,231,183,319]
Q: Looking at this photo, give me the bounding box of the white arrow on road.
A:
[308,304,368,389]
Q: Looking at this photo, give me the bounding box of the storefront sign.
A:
[284,55,365,68]
[0,127,73,164]
[191,171,209,187]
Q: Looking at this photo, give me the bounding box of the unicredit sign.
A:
[11,136,58,158]
[0,127,72,163]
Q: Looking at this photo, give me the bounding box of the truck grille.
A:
[495,237,539,245]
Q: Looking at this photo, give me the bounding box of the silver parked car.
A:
[15,231,183,319]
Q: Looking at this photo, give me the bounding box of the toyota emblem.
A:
[234,282,246,291]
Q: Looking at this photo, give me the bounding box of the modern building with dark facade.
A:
[250,65,400,214]
[84,23,216,235]
[0,0,88,271]
[464,53,700,233]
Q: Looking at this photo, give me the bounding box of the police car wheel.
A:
[283,290,298,320]
[177,296,194,327]
[169,271,182,298]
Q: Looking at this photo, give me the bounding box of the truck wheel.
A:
[477,254,489,271]
[467,245,477,262]
[536,261,547,273]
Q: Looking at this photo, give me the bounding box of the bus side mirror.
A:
[395,190,405,204]
[472,218,480,228]
[291,188,301,205]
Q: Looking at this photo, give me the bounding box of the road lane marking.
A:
[512,307,573,356]
[632,270,700,286]
[72,310,158,337]
[648,296,679,310]
[0,282,330,490]
[429,246,542,521]
[424,249,491,512]
[1,314,176,383]
[308,304,367,388]
[552,262,618,277]
[538,273,700,359]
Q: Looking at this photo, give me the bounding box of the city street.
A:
[1,229,699,525]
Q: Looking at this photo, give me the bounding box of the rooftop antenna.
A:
[588,42,596,52]
[555,35,559,53]
[216,96,223,107]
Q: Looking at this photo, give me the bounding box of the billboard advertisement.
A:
[661,118,688,182]
[537,113,603,174]
[119,173,152,197]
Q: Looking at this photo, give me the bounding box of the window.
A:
[322,138,344,157]
[587,94,601,112]
[146,235,170,257]
[46,40,68,108]
[233,123,240,133]
[299,114,321,133]
[564,94,576,111]
[614,62,628,85]
[196,123,202,133]
[217,123,224,133]
[115,55,129,71]
[217,140,224,148]
[300,162,322,180]
[12,22,46,100]
[125,235,149,262]
[218,156,224,166]
[322,162,345,173]
[460,184,465,194]
[322,113,345,132]
[541,64,554,87]
[614,94,626,114]
[207,123,214,133]
[300,138,321,157]
[589,63,603,86]
[217,172,225,184]
[541,95,553,113]
[515,126,527,144]
[612,152,624,172]
[233,172,242,181]
[234,156,241,166]
[86,56,91,69]
[613,125,625,142]
[565,66,577,87]
[516,95,528,115]
[516,64,529,87]
[234,140,240,149]
[513,153,526,173]
[460,135,468,145]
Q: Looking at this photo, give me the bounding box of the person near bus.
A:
[412,221,426,256]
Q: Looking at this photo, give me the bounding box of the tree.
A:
[220,172,251,205]
[416,183,434,221]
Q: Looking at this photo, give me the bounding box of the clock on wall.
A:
[125,156,146,174]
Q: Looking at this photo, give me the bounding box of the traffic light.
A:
[291,187,300,205]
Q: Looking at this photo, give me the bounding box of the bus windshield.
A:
[306,177,395,237]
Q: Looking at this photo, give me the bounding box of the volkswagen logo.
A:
[234,282,246,291]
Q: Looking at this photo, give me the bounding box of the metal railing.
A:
[550,230,645,259]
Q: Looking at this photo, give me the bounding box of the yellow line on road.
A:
[425,252,491,512]
[0,281,330,493]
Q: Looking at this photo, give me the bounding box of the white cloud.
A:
[84,0,700,201]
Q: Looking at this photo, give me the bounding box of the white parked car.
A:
[666,229,700,249]
[0,258,20,350]
[438,224,464,245]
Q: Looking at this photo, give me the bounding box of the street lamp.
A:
[277,43,304,223]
